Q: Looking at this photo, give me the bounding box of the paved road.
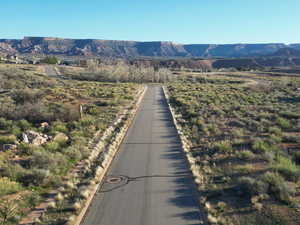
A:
[81,85,205,225]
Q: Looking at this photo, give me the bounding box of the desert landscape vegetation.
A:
[2,0,300,224]
[166,72,300,224]
[0,51,299,224]
[0,62,144,224]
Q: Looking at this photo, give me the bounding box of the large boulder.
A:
[23,130,48,146]
[40,122,49,128]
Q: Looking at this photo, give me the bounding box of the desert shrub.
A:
[263,151,276,162]
[43,174,64,188]
[0,177,22,197]
[262,172,295,203]
[293,151,300,165]
[0,135,16,145]
[276,117,292,129]
[44,141,60,152]
[9,126,22,136]
[280,111,300,119]
[41,56,58,64]
[11,89,43,104]
[3,102,51,124]
[0,198,22,225]
[58,105,80,122]
[0,117,12,130]
[231,128,244,138]
[23,191,41,209]
[17,168,49,187]
[29,151,68,175]
[236,150,255,160]
[207,123,220,135]
[64,146,82,162]
[72,135,87,146]
[50,121,68,134]
[79,117,95,127]
[48,103,80,122]
[29,150,54,170]
[269,134,282,144]
[17,119,32,131]
[274,156,300,182]
[268,126,282,136]
[251,139,273,153]
[282,134,300,143]
[238,176,268,197]
[18,143,35,155]
[214,140,232,153]
[85,104,99,115]
[0,163,25,181]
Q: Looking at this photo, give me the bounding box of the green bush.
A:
[64,146,82,162]
[18,143,35,155]
[50,121,68,134]
[236,150,255,160]
[29,150,53,170]
[85,104,99,115]
[44,141,60,152]
[274,156,300,182]
[23,191,41,209]
[214,140,232,153]
[0,163,25,181]
[0,135,16,145]
[252,139,268,153]
[262,172,295,203]
[17,119,32,131]
[282,135,300,143]
[0,117,12,130]
[276,117,292,129]
[12,89,43,105]
[268,126,282,136]
[238,176,268,197]
[41,56,58,64]
[280,111,300,119]
[293,151,300,165]
[17,168,49,187]
[10,126,22,136]
[43,174,64,188]
[0,177,22,197]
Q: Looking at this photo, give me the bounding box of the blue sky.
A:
[1,0,300,44]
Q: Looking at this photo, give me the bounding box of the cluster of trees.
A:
[41,56,59,65]
[73,60,174,83]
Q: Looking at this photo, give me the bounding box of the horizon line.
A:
[0,36,296,45]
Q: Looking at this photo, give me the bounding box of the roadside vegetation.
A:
[41,56,59,65]
[167,74,300,225]
[0,64,140,224]
[59,59,174,83]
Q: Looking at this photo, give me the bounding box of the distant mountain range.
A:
[0,37,300,58]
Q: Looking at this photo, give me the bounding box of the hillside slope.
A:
[0,37,296,58]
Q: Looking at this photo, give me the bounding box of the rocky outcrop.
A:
[0,37,298,58]
[22,130,48,146]
[270,47,300,57]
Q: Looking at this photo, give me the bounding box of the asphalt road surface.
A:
[81,85,205,225]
